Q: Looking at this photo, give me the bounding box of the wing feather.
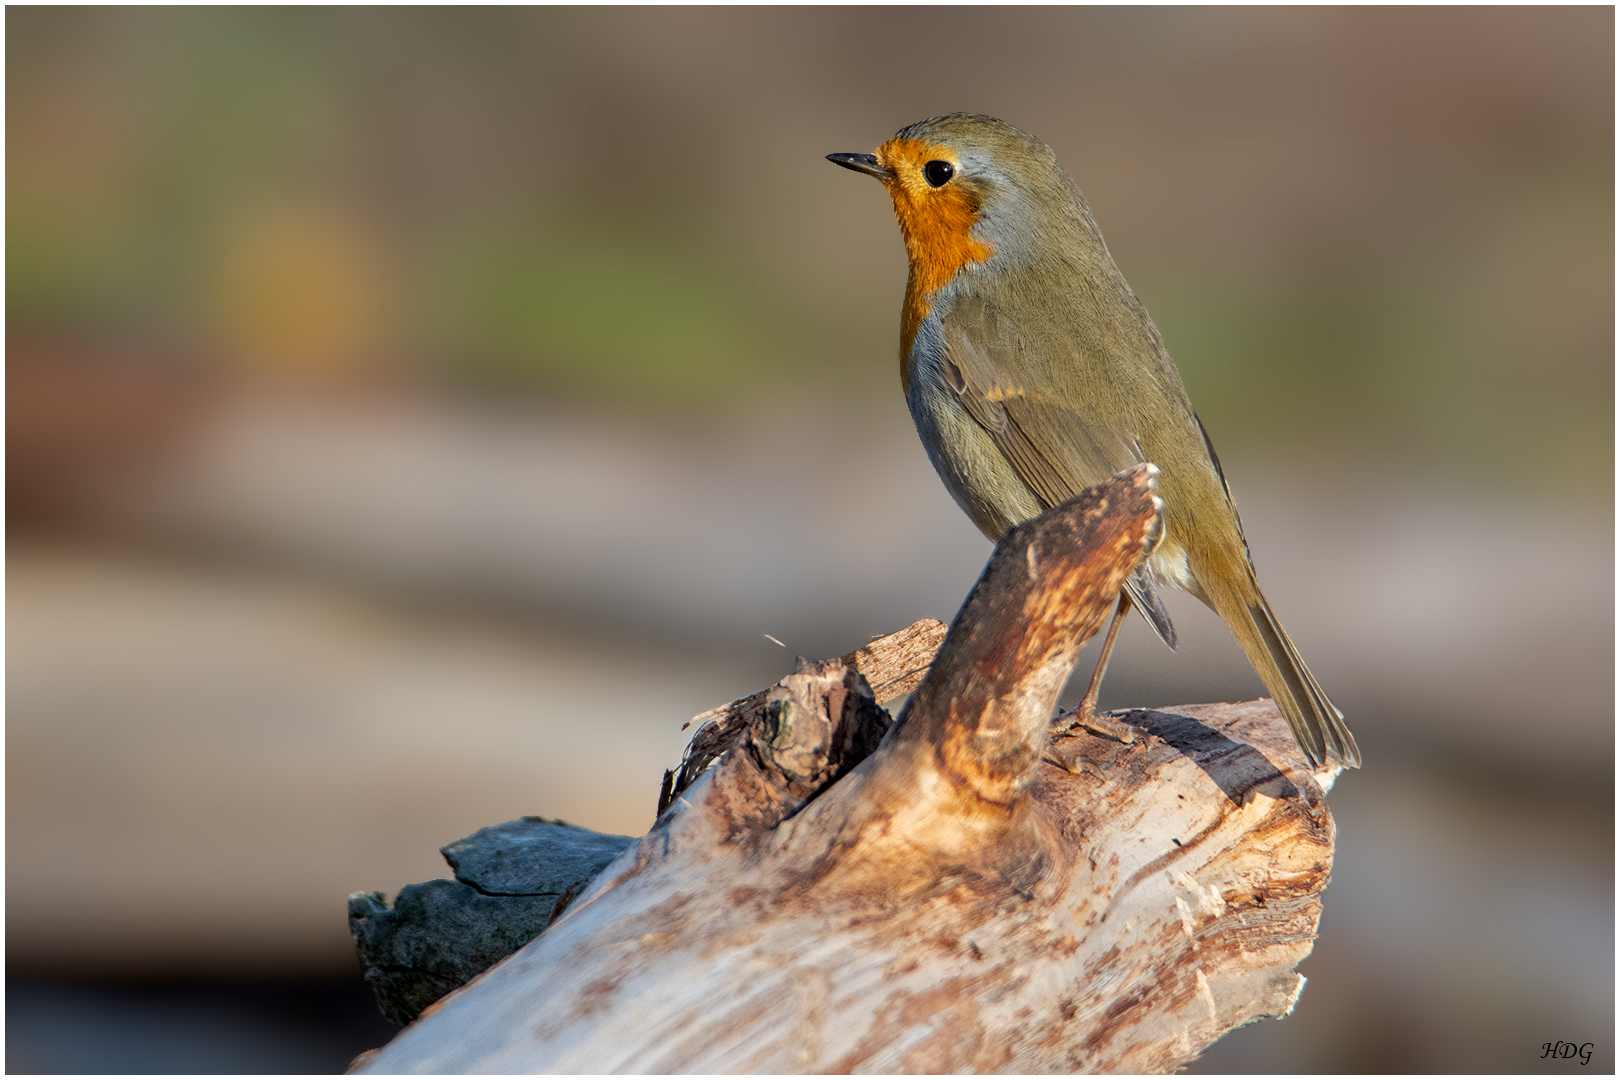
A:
[941,292,1177,648]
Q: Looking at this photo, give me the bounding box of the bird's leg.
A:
[1053,591,1136,743]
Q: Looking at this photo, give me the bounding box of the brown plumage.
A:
[830,113,1359,769]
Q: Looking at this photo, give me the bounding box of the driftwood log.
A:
[352,465,1339,1073]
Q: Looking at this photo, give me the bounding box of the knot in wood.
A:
[740,659,890,819]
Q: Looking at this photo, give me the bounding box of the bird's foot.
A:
[1051,704,1137,745]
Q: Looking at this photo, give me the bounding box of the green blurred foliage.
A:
[425,215,783,406]
[6,8,826,406]
[6,7,1613,485]
[1159,266,1614,486]
[1151,155,1614,486]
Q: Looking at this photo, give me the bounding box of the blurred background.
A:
[7,7,1612,1073]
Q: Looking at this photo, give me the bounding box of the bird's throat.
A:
[876,137,994,372]
[894,205,993,367]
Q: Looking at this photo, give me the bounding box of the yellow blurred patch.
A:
[208,205,388,381]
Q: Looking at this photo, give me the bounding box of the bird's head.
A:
[828,113,1078,287]
[829,114,1087,358]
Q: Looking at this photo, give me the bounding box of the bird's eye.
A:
[923,160,955,187]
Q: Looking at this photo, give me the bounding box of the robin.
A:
[829,113,1359,769]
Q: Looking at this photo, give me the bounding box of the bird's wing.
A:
[940,289,1141,493]
[1194,411,1252,565]
[939,290,1177,648]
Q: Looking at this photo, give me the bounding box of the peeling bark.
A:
[348,818,635,1025]
[352,466,1339,1074]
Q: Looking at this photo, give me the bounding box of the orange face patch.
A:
[875,138,994,368]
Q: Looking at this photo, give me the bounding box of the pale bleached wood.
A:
[355,465,1338,1073]
[840,617,949,702]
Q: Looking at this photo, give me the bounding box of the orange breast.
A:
[875,138,994,377]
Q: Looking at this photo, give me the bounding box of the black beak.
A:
[826,152,893,181]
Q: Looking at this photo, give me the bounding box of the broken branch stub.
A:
[355,465,1338,1073]
[658,617,948,817]
[850,462,1166,882]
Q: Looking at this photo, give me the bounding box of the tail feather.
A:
[1242,594,1360,770]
